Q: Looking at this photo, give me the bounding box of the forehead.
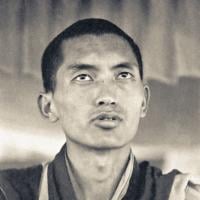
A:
[60,34,137,66]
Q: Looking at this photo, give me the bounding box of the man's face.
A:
[52,34,147,149]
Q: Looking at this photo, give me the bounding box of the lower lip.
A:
[93,119,120,129]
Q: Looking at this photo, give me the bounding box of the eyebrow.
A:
[111,62,137,70]
[68,64,99,72]
[67,62,137,72]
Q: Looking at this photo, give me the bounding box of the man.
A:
[0,18,199,200]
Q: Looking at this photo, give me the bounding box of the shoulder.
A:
[137,161,200,200]
[130,161,180,200]
[138,161,180,182]
[127,160,179,200]
[0,164,43,200]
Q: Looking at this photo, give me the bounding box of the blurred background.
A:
[0,0,200,174]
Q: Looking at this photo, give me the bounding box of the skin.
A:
[52,34,148,149]
[40,33,150,200]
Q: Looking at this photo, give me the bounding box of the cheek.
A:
[123,90,144,117]
[66,87,93,108]
[55,87,92,121]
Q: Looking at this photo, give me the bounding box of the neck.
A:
[66,141,132,200]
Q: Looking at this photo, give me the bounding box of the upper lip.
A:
[90,112,123,122]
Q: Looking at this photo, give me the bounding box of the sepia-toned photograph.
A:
[0,1,200,199]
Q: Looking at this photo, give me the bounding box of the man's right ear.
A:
[37,92,59,122]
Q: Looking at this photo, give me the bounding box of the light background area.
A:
[0,0,200,174]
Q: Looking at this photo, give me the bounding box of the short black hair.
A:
[41,18,143,92]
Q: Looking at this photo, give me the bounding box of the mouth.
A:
[91,113,122,130]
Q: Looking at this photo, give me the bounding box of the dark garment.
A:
[0,165,42,200]
[0,144,179,200]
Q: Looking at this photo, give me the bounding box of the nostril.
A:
[96,98,117,106]
[99,101,105,105]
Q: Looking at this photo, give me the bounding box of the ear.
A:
[37,92,59,122]
[140,84,150,118]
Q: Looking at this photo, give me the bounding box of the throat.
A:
[66,142,132,199]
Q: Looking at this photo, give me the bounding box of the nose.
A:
[96,96,117,106]
[95,82,117,107]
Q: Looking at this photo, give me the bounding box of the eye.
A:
[116,72,133,80]
[72,74,93,82]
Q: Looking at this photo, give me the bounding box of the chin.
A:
[85,140,129,150]
[66,132,133,150]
